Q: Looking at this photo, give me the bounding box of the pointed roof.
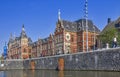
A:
[22,24,25,31]
[8,24,32,45]
[58,9,61,21]
[20,24,27,38]
[8,33,14,43]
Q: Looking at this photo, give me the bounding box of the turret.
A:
[20,24,27,38]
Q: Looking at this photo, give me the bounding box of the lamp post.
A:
[82,20,84,52]
[78,21,84,52]
[93,26,95,51]
[84,0,88,52]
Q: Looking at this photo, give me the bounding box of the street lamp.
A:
[84,0,88,52]
[81,20,84,52]
[93,26,95,51]
[78,22,84,52]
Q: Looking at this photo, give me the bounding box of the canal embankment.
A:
[1,48,120,71]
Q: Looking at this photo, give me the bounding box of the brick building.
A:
[30,34,55,57]
[7,25,32,59]
[7,11,100,59]
[54,18,100,54]
[29,11,100,58]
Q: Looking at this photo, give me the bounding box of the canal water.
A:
[0,70,120,77]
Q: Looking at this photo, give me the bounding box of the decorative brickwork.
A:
[8,25,32,59]
[8,19,100,59]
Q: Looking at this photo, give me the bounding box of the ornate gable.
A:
[55,21,64,34]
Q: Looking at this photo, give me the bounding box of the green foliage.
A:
[117,31,120,45]
[0,56,3,60]
[100,28,120,47]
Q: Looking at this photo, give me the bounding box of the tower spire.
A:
[13,32,16,40]
[84,0,88,52]
[22,24,25,31]
[21,24,27,38]
[10,33,13,39]
[58,9,61,20]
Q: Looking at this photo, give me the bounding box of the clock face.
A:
[66,33,70,41]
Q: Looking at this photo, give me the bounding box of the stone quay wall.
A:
[1,59,24,70]
[3,48,120,71]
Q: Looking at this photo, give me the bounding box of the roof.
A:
[62,20,77,32]
[75,19,100,33]
[8,25,29,44]
[61,19,100,33]
[101,17,120,34]
[41,38,49,44]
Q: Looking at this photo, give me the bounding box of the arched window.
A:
[24,48,26,53]
[71,35,74,42]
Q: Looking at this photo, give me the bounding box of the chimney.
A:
[108,18,111,24]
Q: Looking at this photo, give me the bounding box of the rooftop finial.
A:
[10,33,13,39]
[13,32,16,40]
[58,9,61,20]
[22,24,25,31]
[21,24,27,38]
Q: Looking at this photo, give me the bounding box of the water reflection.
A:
[0,70,120,77]
[58,71,64,77]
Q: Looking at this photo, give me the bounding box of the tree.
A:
[117,30,120,45]
[100,27,120,47]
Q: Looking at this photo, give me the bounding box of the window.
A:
[91,35,94,43]
[24,48,26,53]
[29,49,31,53]
[55,38,57,43]
[71,35,74,42]
[78,36,81,42]
[66,25,69,28]
[60,34,63,42]
[115,22,120,28]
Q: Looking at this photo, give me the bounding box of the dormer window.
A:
[72,25,74,29]
[78,23,82,31]
[115,22,120,29]
[78,25,82,31]
[66,25,69,28]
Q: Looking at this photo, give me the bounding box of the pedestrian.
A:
[113,36,117,48]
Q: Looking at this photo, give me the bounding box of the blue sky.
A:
[0,0,120,54]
